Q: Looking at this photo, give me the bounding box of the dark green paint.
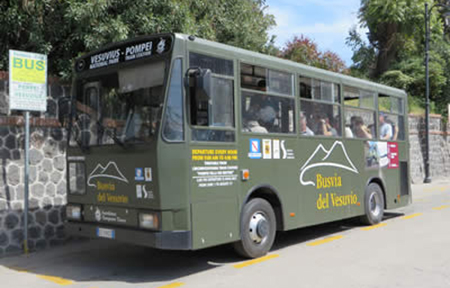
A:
[66,34,410,251]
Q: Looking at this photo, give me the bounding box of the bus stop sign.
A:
[9,50,47,112]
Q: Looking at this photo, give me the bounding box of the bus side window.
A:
[299,76,341,137]
[162,58,184,141]
[189,53,235,142]
[378,95,405,141]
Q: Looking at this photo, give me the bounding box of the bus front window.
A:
[70,61,166,147]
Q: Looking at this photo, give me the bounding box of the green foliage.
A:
[280,35,348,73]
[348,0,450,115]
[1,0,275,79]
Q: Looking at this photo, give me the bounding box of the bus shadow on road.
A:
[0,238,242,284]
[0,212,405,285]
[272,212,404,251]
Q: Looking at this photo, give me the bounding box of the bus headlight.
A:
[68,162,86,195]
[139,212,159,230]
[66,204,82,220]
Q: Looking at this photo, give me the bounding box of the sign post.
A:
[9,50,47,254]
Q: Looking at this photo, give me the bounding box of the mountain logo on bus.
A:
[88,161,129,188]
[299,141,358,187]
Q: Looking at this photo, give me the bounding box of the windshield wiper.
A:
[96,121,127,148]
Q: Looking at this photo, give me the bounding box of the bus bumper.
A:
[66,221,192,250]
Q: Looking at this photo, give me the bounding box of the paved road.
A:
[1,181,450,288]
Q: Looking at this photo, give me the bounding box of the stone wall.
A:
[0,72,70,256]
[408,114,450,183]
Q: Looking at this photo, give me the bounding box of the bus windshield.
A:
[70,61,166,147]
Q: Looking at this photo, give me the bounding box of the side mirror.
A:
[185,67,212,101]
[58,97,71,126]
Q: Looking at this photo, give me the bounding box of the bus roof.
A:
[175,33,407,98]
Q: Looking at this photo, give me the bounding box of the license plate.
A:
[96,228,115,239]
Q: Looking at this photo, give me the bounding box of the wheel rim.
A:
[249,212,269,244]
[369,191,382,218]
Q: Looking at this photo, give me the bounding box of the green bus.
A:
[61,33,411,258]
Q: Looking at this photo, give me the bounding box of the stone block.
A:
[44,225,54,238]
[53,156,65,171]
[11,229,24,244]
[15,184,24,200]
[5,134,15,150]
[31,183,44,198]
[42,197,52,210]
[29,198,39,209]
[56,225,65,239]
[35,210,47,226]
[48,209,60,225]
[11,201,22,210]
[56,182,66,195]
[4,213,19,230]
[0,232,9,247]
[50,171,62,184]
[38,171,49,182]
[7,164,20,186]
[45,182,56,197]
[42,159,53,173]
[0,148,10,160]
[29,149,43,165]
[29,226,41,239]
[11,149,21,160]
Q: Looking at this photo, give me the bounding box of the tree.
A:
[0,0,275,78]
[280,35,348,73]
[347,0,450,116]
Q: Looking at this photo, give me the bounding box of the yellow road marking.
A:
[360,223,387,231]
[414,198,428,202]
[402,213,423,220]
[36,275,74,286]
[233,254,279,269]
[432,205,450,210]
[440,187,447,192]
[156,282,185,288]
[306,235,344,247]
[8,267,74,286]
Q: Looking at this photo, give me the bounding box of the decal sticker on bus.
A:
[299,141,358,187]
[248,139,262,159]
[88,161,129,188]
[365,141,399,169]
[248,139,295,160]
[192,149,239,188]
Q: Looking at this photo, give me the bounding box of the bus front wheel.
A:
[233,198,276,259]
[360,182,385,225]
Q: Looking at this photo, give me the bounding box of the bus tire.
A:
[233,198,276,259]
[360,182,385,225]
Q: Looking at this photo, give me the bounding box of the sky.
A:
[266,0,367,66]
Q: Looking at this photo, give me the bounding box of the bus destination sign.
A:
[76,35,173,72]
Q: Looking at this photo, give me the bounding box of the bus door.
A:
[187,52,240,249]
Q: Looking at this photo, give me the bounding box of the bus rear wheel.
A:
[233,198,276,259]
[360,182,385,225]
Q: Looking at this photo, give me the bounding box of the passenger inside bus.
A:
[243,110,268,133]
[379,112,394,140]
[351,116,372,139]
[300,112,314,136]
[314,113,338,136]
